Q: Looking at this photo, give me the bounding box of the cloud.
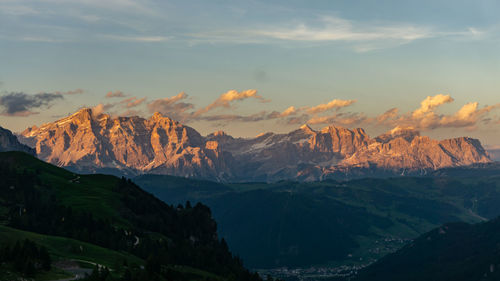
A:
[0,92,63,116]
[377,107,399,123]
[189,15,481,52]
[374,94,500,131]
[99,35,170,42]
[91,103,115,116]
[56,89,85,95]
[307,112,367,126]
[307,99,356,114]
[191,16,433,45]
[412,94,454,118]
[147,92,194,121]
[194,89,266,116]
[106,91,126,98]
[440,102,500,128]
[252,17,431,43]
[19,37,67,43]
[119,108,143,117]
[121,97,146,108]
[0,4,40,16]
[280,106,297,117]
[286,114,310,125]
[199,111,272,123]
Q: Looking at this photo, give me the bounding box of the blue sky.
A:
[1,0,500,146]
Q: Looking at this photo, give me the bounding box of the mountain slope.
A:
[19,109,491,181]
[0,151,260,281]
[0,126,35,155]
[356,218,500,281]
[135,174,500,268]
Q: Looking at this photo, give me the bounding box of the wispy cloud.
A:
[20,36,68,43]
[307,99,356,114]
[279,106,297,117]
[56,89,85,95]
[307,112,367,127]
[147,92,194,121]
[251,17,431,42]
[189,15,485,51]
[2,1,487,52]
[194,89,267,116]
[123,97,146,108]
[40,0,157,15]
[106,90,126,98]
[0,5,40,16]
[99,34,170,42]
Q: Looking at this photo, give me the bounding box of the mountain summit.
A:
[19,108,491,181]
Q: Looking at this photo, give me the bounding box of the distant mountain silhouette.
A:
[0,125,35,155]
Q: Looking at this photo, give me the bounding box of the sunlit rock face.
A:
[19,108,233,180]
[0,126,35,155]
[20,109,491,182]
[208,125,490,181]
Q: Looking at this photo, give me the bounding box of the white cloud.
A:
[194,89,266,116]
[307,99,356,114]
[375,94,500,130]
[99,35,169,42]
[412,94,454,118]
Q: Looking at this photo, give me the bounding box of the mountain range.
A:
[16,108,491,182]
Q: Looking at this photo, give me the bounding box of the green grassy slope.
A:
[0,225,143,268]
[0,151,127,223]
[0,225,227,281]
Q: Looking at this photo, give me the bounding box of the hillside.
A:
[135,174,500,269]
[0,151,262,281]
[18,108,491,182]
[356,218,500,281]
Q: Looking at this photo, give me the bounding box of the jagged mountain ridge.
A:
[19,108,491,181]
[20,109,233,180]
[0,126,35,155]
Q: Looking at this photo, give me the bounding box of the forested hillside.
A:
[0,151,263,281]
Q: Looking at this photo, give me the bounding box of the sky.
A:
[1,0,500,147]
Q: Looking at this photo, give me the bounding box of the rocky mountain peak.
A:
[150,111,177,123]
[72,107,94,120]
[212,130,227,137]
[299,124,316,134]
